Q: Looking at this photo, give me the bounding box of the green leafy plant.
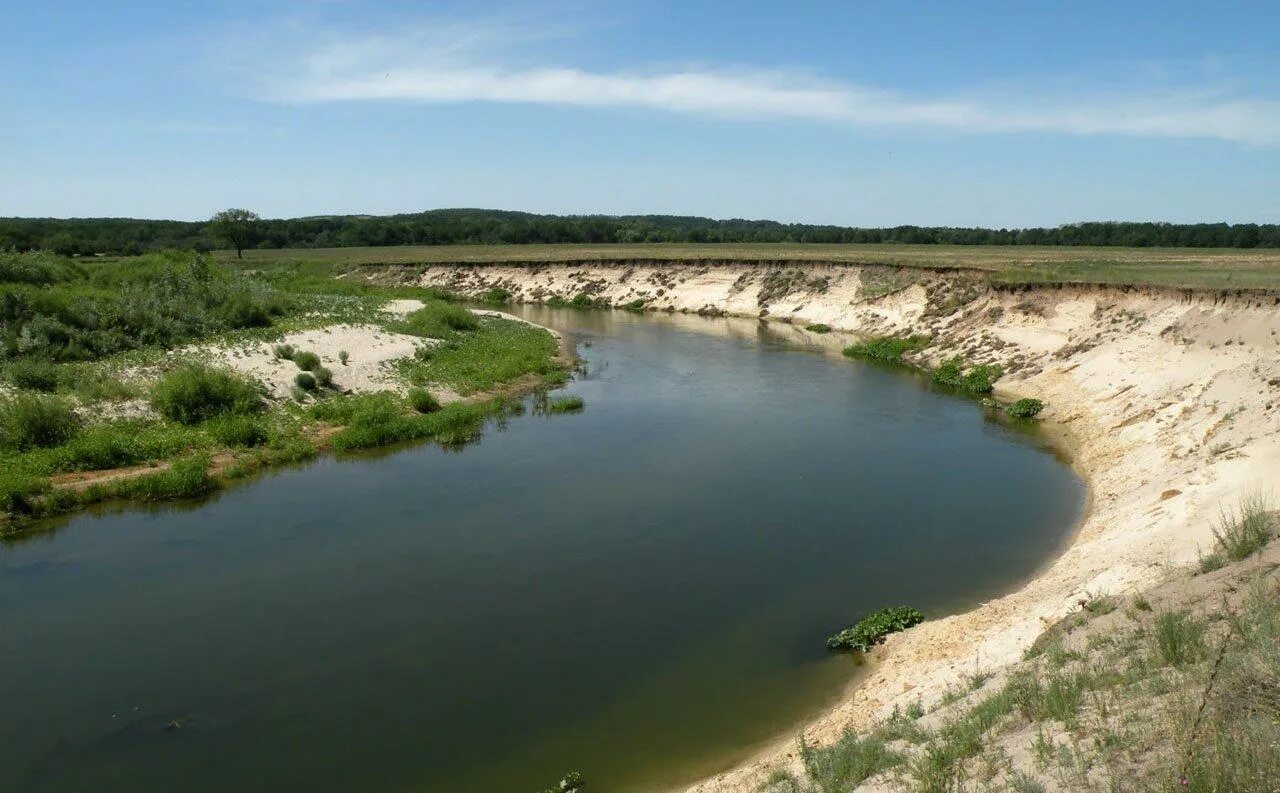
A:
[338,349,349,365]
[273,343,296,360]
[536,770,585,793]
[827,606,925,652]
[931,356,1002,394]
[4,359,62,392]
[313,366,333,388]
[294,371,317,391]
[482,287,513,304]
[805,323,832,333]
[206,415,268,447]
[1005,398,1044,419]
[842,335,928,363]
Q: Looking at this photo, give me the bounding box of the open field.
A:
[220,243,1280,290]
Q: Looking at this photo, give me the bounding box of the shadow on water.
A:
[0,307,1085,793]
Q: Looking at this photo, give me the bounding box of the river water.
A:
[0,308,1083,793]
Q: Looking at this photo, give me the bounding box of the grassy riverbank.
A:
[0,251,571,528]
[221,243,1280,290]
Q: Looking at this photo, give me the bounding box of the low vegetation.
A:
[1005,398,1044,419]
[545,395,585,414]
[150,364,263,424]
[768,512,1280,793]
[0,251,573,528]
[931,356,1003,395]
[827,607,925,653]
[842,335,928,364]
[805,323,832,334]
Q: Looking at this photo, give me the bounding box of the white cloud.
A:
[264,32,1280,146]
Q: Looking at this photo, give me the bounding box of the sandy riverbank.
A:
[383,260,1280,790]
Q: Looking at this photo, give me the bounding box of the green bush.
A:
[273,343,296,360]
[408,388,441,413]
[623,299,646,313]
[482,287,513,304]
[293,351,320,371]
[338,349,349,365]
[1006,398,1044,419]
[827,606,925,652]
[570,292,603,309]
[150,364,262,424]
[931,356,1003,394]
[842,335,928,363]
[294,371,317,391]
[0,393,81,450]
[4,359,62,392]
[805,323,832,333]
[536,770,585,793]
[313,366,333,388]
[206,415,268,447]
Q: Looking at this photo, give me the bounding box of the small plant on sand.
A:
[0,393,81,450]
[1211,492,1275,562]
[293,350,321,371]
[623,299,646,313]
[313,366,333,389]
[395,302,479,337]
[1006,398,1044,419]
[338,349,349,366]
[273,343,296,361]
[294,371,317,391]
[805,323,832,334]
[842,335,928,363]
[408,387,441,414]
[827,606,924,652]
[1154,610,1206,666]
[150,364,262,425]
[482,287,513,304]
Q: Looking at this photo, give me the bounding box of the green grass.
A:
[399,315,566,396]
[392,301,480,337]
[1155,610,1207,666]
[545,395,585,414]
[407,388,441,413]
[841,335,928,363]
[0,393,80,450]
[1211,492,1275,562]
[324,394,495,452]
[804,323,832,333]
[1006,398,1045,419]
[931,356,1003,395]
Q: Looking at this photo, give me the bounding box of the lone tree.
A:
[208,208,262,259]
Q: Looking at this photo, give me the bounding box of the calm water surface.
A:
[0,309,1083,793]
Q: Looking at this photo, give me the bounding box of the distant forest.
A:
[2,209,1277,255]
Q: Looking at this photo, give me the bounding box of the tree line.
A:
[2,208,1277,255]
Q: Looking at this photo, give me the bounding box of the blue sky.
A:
[2,0,1279,226]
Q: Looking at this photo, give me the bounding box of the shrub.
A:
[338,349,349,365]
[797,732,903,790]
[482,287,513,304]
[150,364,262,424]
[206,415,268,447]
[827,606,925,652]
[0,393,80,450]
[842,335,927,363]
[805,323,832,333]
[408,388,441,414]
[313,366,333,388]
[1006,398,1044,419]
[4,359,62,392]
[569,292,603,309]
[1211,492,1275,562]
[293,351,321,371]
[536,770,585,793]
[294,371,317,391]
[273,343,296,360]
[932,356,1003,394]
[546,395,585,414]
[623,299,646,313]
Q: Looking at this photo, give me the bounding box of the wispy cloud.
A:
[260,27,1280,146]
